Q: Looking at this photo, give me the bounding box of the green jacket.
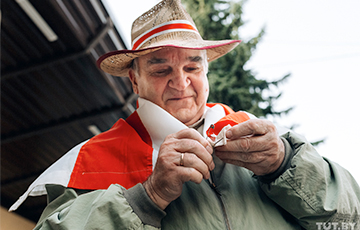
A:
[34,131,360,230]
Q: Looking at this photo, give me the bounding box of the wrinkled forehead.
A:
[139,47,207,66]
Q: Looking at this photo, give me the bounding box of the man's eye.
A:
[186,67,200,72]
[151,68,171,76]
[157,70,168,74]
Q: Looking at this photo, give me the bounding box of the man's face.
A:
[129,47,209,126]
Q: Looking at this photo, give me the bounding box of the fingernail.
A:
[226,130,233,139]
[210,162,215,171]
[206,172,211,180]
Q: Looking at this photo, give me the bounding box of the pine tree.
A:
[183,0,291,118]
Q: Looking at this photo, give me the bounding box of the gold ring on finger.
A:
[180,153,185,166]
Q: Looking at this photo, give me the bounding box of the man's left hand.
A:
[215,119,285,176]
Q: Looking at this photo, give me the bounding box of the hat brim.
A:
[96,39,241,77]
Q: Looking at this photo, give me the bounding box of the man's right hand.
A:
[143,128,214,210]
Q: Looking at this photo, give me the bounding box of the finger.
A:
[179,166,206,184]
[173,137,211,155]
[219,158,280,176]
[215,150,266,164]
[158,143,214,172]
[167,130,214,170]
[174,139,214,170]
[178,153,211,178]
[216,134,272,153]
[172,129,213,154]
[226,119,272,140]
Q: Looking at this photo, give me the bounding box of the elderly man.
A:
[11,0,360,229]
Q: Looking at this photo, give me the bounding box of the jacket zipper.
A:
[209,170,232,230]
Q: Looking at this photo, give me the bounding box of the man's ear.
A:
[128,69,139,94]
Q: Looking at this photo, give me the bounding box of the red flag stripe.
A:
[132,22,199,50]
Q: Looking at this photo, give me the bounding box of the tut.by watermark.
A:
[316,222,357,230]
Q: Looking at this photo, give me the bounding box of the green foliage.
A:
[183,0,292,118]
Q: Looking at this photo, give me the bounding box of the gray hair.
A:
[131,58,140,77]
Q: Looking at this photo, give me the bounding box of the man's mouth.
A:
[168,96,192,101]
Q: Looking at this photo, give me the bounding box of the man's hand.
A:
[143,129,214,210]
[215,119,285,176]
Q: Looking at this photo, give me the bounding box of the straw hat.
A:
[97,0,241,77]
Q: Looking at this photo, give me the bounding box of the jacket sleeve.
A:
[34,183,165,230]
[259,131,360,230]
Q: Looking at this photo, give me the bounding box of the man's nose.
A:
[168,69,191,90]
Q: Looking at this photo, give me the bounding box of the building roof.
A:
[1,0,137,222]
